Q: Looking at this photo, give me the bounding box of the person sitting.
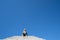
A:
[22,28,28,37]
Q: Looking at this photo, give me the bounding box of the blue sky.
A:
[0,0,60,40]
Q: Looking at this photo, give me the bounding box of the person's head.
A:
[24,28,26,32]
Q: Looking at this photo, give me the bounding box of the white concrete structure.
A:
[2,28,45,40]
[4,36,45,40]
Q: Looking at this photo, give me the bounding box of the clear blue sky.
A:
[0,0,60,40]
